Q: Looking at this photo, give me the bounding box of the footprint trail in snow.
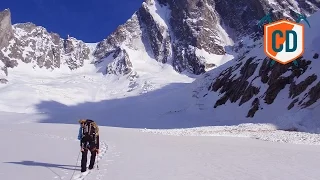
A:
[72,142,108,180]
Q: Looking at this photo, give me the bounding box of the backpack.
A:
[82,119,99,136]
[81,119,99,145]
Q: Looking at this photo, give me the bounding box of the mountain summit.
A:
[0,0,320,131]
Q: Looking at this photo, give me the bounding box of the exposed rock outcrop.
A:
[0,9,91,75]
[0,9,13,50]
[93,0,320,76]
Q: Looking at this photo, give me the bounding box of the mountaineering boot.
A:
[88,150,97,170]
[81,149,88,172]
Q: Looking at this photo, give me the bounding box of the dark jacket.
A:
[78,122,99,150]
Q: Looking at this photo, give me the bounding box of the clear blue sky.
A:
[0,0,143,42]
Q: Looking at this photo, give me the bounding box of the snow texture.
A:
[2,114,320,180]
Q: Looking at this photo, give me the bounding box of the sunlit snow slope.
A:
[2,115,320,180]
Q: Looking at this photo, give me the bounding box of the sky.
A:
[0,0,144,43]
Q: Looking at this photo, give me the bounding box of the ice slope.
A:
[2,113,320,180]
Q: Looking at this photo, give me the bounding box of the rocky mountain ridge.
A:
[191,9,320,127]
[0,9,90,83]
[1,1,320,80]
[0,1,320,127]
[94,0,320,77]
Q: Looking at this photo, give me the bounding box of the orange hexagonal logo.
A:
[264,20,304,64]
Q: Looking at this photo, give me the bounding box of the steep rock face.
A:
[196,39,319,120]
[94,13,141,62]
[190,7,320,124]
[0,9,13,50]
[163,0,228,74]
[0,9,13,79]
[94,0,232,75]
[0,60,8,83]
[94,0,320,76]
[295,0,320,14]
[214,0,320,39]
[137,2,172,64]
[62,36,90,70]
[106,48,132,75]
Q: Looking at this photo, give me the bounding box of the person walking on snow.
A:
[78,119,100,172]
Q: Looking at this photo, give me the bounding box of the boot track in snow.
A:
[72,142,108,180]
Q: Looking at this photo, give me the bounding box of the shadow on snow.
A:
[33,81,300,131]
[34,82,221,129]
[4,161,80,179]
[4,161,80,171]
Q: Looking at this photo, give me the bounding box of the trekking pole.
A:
[96,155,99,170]
[70,151,81,180]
